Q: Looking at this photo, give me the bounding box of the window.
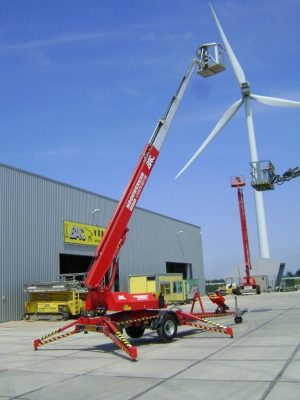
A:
[173,281,183,293]
[160,282,171,295]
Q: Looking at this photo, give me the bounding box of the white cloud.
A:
[0,31,119,51]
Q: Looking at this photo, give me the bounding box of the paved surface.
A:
[0,291,300,399]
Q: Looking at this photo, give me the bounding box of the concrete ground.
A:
[0,291,300,400]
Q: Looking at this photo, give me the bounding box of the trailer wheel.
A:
[235,287,241,295]
[234,316,243,324]
[157,313,178,342]
[125,326,145,338]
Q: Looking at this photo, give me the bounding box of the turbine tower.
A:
[176,2,300,259]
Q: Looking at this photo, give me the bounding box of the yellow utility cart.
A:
[24,278,87,321]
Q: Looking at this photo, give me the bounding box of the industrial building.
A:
[0,163,205,322]
[226,258,285,292]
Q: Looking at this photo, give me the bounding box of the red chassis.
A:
[34,292,244,361]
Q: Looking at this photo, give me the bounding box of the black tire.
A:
[125,326,145,338]
[234,316,243,324]
[157,313,178,342]
[235,287,241,295]
[256,285,261,295]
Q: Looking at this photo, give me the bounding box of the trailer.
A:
[34,47,245,360]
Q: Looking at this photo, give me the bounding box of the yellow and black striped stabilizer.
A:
[119,315,157,326]
[34,329,80,349]
[108,330,137,360]
[115,330,132,348]
[201,318,228,329]
[39,328,61,341]
[193,312,235,318]
[183,320,233,337]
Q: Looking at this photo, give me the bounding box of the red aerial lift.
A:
[231,176,261,295]
[33,52,245,361]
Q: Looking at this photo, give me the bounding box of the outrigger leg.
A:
[33,316,138,361]
[33,320,81,350]
[178,310,233,338]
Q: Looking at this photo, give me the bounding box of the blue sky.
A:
[1,0,299,279]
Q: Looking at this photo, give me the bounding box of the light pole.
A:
[176,230,185,258]
[91,208,101,225]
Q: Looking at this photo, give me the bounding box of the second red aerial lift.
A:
[33,47,245,361]
[231,176,261,295]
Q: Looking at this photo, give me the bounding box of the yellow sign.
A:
[64,220,106,246]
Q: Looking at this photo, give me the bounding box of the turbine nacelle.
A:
[241,81,250,97]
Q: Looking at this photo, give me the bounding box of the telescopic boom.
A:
[84,61,197,306]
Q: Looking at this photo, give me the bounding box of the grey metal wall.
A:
[123,210,204,289]
[0,163,204,322]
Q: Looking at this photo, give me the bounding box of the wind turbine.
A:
[176,2,300,260]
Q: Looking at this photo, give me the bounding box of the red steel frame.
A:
[34,292,234,360]
[231,176,257,287]
[33,62,241,360]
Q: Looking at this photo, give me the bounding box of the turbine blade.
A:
[175,98,243,179]
[209,2,246,85]
[251,94,300,108]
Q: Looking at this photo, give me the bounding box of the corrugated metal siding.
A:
[0,163,204,322]
[121,210,204,290]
